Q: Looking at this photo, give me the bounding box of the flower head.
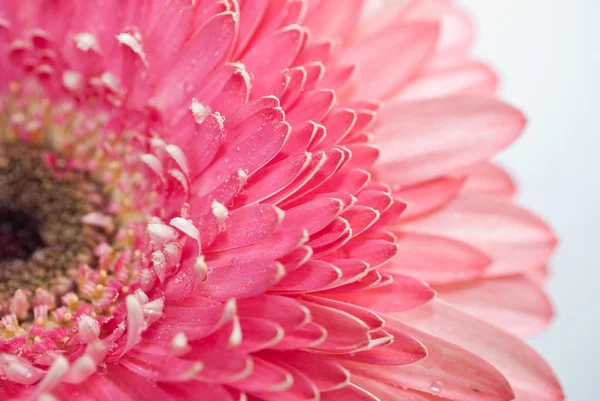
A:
[0,1,563,400]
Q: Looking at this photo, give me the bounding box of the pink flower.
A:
[0,1,563,400]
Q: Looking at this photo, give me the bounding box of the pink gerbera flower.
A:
[0,0,563,400]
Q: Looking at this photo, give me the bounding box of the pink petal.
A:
[398,59,498,101]
[207,229,307,263]
[187,338,252,383]
[151,11,237,115]
[270,322,327,350]
[199,259,283,300]
[399,194,557,276]
[320,270,384,294]
[159,382,237,401]
[280,66,308,108]
[299,300,371,354]
[281,147,346,204]
[237,317,284,352]
[264,350,350,392]
[393,177,465,220]
[232,356,291,392]
[384,232,490,284]
[145,295,230,342]
[350,376,446,401]
[304,295,385,332]
[233,0,270,58]
[330,240,398,269]
[280,198,344,235]
[340,22,440,100]
[170,113,225,181]
[347,317,514,401]
[102,365,179,401]
[320,384,380,401]
[336,324,426,366]
[297,39,336,64]
[286,88,336,125]
[272,260,342,293]
[304,0,363,41]
[209,204,284,251]
[376,96,526,187]
[243,25,305,76]
[279,246,314,272]
[278,121,320,158]
[395,299,564,401]
[237,294,310,330]
[302,62,326,91]
[195,120,290,196]
[436,275,553,337]
[236,152,311,205]
[319,64,357,91]
[209,67,252,117]
[307,217,351,249]
[320,274,434,313]
[319,108,357,146]
[370,197,407,228]
[345,144,380,170]
[315,168,371,195]
[321,259,370,289]
[251,360,318,401]
[457,162,516,197]
[356,190,393,213]
[342,206,380,237]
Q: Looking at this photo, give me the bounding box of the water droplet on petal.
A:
[430,380,443,393]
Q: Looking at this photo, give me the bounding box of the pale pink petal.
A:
[346,316,515,401]
[385,232,490,284]
[457,162,516,197]
[376,96,526,187]
[304,0,363,41]
[340,22,440,100]
[398,59,498,101]
[400,194,557,276]
[436,275,553,337]
[395,299,564,401]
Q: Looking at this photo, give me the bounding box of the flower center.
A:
[0,209,44,261]
[0,83,155,345]
[0,146,111,308]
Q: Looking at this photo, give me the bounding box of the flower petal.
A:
[376,96,526,187]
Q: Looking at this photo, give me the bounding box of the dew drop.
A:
[430,380,443,394]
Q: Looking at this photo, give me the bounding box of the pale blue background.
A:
[462,1,600,399]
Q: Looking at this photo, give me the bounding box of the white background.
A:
[461,1,600,399]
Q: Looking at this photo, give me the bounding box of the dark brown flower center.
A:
[0,209,45,261]
[0,146,111,306]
